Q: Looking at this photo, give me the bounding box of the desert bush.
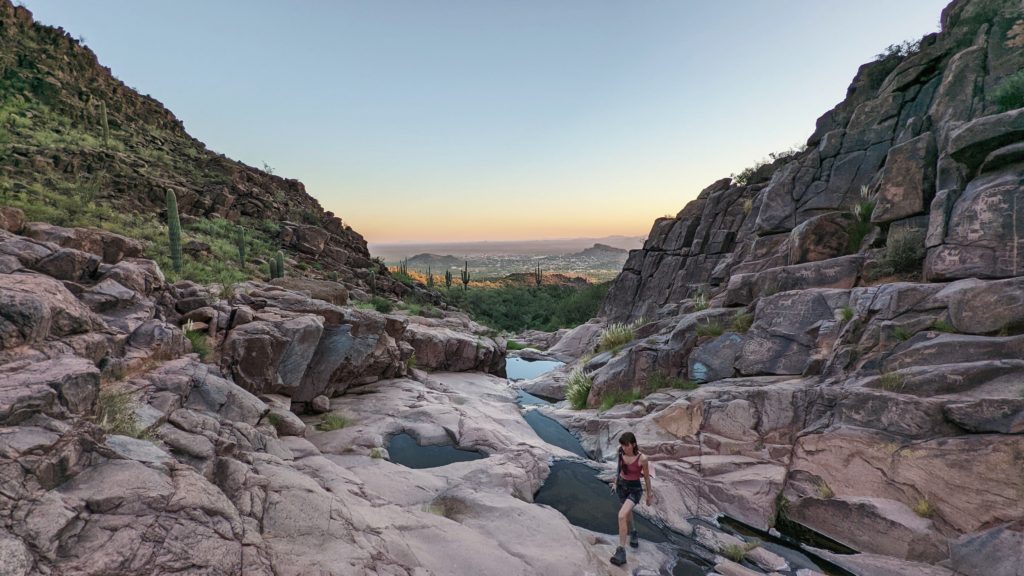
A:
[597,319,644,354]
[696,321,725,338]
[731,311,753,333]
[565,367,593,410]
[96,387,145,438]
[186,330,211,360]
[992,70,1024,111]
[885,229,925,273]
[317,414,349,431]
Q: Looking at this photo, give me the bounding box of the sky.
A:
[23,0,949,243]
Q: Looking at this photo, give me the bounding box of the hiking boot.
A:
[629,530,639,548]
[610,546,626,566]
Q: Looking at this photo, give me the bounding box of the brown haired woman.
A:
[609,431,652,566]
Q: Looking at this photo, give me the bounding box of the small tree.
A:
[460,261,470,292]
[166,189,182,274]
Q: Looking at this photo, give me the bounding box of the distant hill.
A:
[370,235,645,260]
[405,253,462,269]
[574,243,628,257]
[502,272,592,288]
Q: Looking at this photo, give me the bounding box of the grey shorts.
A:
[616,480,643,505]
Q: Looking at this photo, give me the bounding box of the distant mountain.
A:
[405,253,462,269]
[574,243,628,257]
[370,235,645,260]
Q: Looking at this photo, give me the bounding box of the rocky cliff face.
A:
[0,0,402,293]
[561,0,1024,573]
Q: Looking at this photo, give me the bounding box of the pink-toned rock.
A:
[0,206,25,233]
[22,222,144,264]
[0,273,105,350]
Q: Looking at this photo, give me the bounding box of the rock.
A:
[104,434,172,464]
[737,290,846,375]
[220,314,324,396]
[871,134,936,224]
[176,296,211,314]
[403,323,504,374]
[21,222,144,264]
[99,258,165,295]
[944,399,1024,434]
[546,320,605,361]
[284,224,330,255]
[724,256,862,307]
[31,247,101,281]
[265,405,306,437]
[786,211,856,264]
[948,107,1024,170]
[0,273,105,350]
[0,207,26,234]
[269,277,348,305]
[310,395,330,414]
[949,520,1024,576]
[0,531,33,576]
[940,276,1024,334]
[689,333,743,383]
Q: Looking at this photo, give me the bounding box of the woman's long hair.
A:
[617,432,640,460]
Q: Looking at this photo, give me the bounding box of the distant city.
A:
[369,236,644,282]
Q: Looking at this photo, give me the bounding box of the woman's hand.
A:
[645,490,652,506]
[610,482,616,494]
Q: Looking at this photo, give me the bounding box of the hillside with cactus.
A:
[0,0,411,297]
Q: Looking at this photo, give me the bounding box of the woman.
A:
[609,432,652,566]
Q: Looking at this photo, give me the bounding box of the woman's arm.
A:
[642,455,652,506]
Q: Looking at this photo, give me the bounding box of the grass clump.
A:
[186,330,211,361]
[879,372,905,393]
[648,372,698,391]
[370,447,384,459]
[693,292,709,311]
[992,70,1024,112]
[370,296,394,313]
[847,186,876,254]
[913,498,934,518]
[565,367,593,410]
[597,319,643,354]
[405,353,417,372]
[815,480,835,499]
[892,326,912,342]
[840,306,855,323]
[731,311,753,333]
[506,340,526,351]
[695,321,726,338]
[599,389,643,412]
[884,229,925,274]
[317,414,349,431]
[96,387,145,438]
[931,319,956,333]
[720,541,760,563]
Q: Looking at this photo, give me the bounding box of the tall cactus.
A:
[235,227,247,267]
[534,264,542,287]
[274,251,285,279]
[166,189,182,274]
[426,266,434,288]
[267,259,277,279]
[460,261,470,292]
[444,269,453,290]
[368,269,377,296]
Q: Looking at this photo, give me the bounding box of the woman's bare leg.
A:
[617,500,635,547]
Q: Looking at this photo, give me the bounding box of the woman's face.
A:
[620,442,635,455]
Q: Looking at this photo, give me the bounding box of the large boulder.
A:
[21,222,144,264]
[403,323,504,373]
[871,133,936,224]
[0,273,105,350]
[0,356,99,424]
[0,207,26,234]
[269,277,348,305]
[220,311,324,396]
[736,289,847,376]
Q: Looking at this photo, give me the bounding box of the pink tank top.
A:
[619,454,642,481]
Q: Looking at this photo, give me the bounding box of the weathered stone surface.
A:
[403,323,504,373]
[940,276,1024,334]
[0,207,26,234]
[949,520,1024,576]
[310,395,330,414]
[724,256,862,306]
[786,211,856,264]
[220,314,324,396]
[948,107,1024,170]
[737,290,846,375]
[22,222,144,264]
[688,333,743,383]
[872,134,936,223]
[944,399,1024,434]
[546,320,605,361]
[0,273,105,350]
[269,277,349,305]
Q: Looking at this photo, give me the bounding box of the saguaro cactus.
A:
[369,269,377,296]
[444,269,453,290]
[274,251,285,279]
[235,227,247,267]
[166,189,182,274]
[534,264,542,287]
[426,266,434,288]
[100,100,109,147]
[460,261,470,291]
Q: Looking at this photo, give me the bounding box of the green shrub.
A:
[597,320,642,354]
[992,71,1024,111]
[840,306,855,323]
[186,330,211,360]
[815,480,835,499]
[96,387,145,438]
[847,188,876,253]
[442,282,609,333]
[931,319,956,333]
[317,414,349,431]
[885,229,925,274]
[370,447,384,459]
[731,311,753,333]
[565,367,593,410]
[721,544,748,563]
[893,326,912,342]
[371,297,394,313]
[405,353,417,371]
[506,340,526,351]
[696,321,725,338]
[648,372,698,391]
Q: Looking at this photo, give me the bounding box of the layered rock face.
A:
[0,212,520,575]
[554,0,1024,573]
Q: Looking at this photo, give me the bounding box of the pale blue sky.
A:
[24,1,949,242]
